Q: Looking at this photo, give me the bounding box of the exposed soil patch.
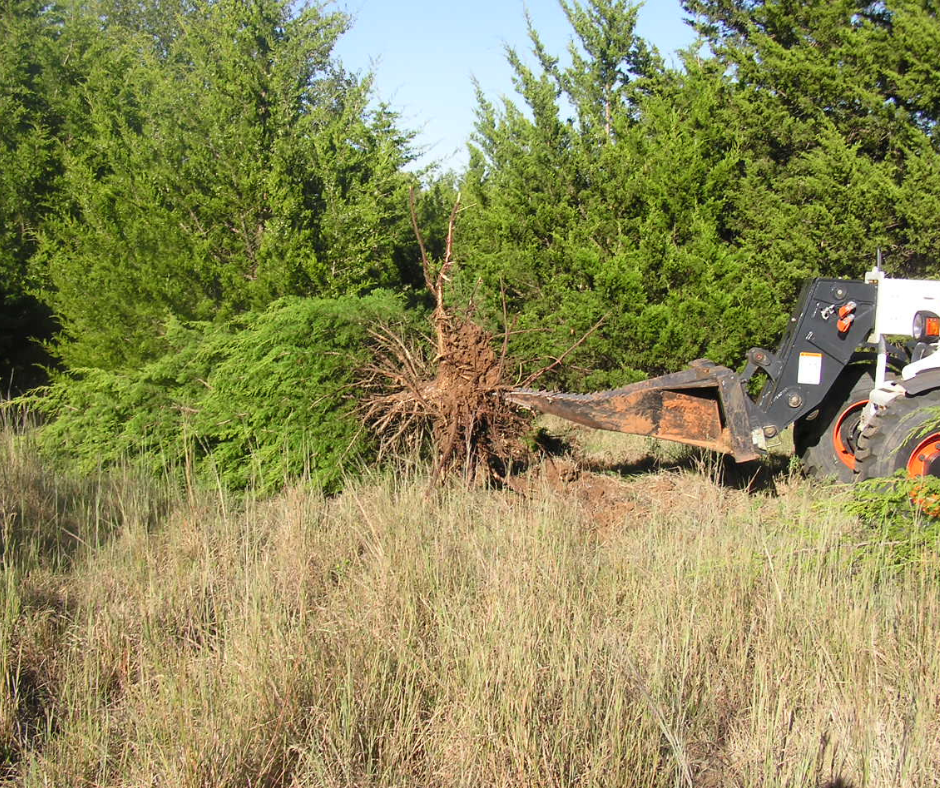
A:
[504,416,791,535]
[547,461,644,532]
[507,457,676,533]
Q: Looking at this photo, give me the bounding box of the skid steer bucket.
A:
[509,361,760,462]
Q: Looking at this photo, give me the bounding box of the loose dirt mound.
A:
[544,460,643,530]
[505,415,783,533]
[508,457,682,533]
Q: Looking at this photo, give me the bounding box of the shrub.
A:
[25,292,415,494]
[849,473,940,564]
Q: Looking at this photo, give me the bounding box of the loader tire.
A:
[794,365,875,483]
[855,388,940,484]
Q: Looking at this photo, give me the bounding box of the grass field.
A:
[1,420,938,787]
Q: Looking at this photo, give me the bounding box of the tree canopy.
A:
[5,0,421,371]
[456,0,940,389]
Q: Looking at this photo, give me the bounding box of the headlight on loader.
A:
[913,311,940,342]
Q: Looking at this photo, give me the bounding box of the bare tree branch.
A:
[409,186,432,293]
[520,312,609,387]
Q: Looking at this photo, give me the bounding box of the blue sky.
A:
[333,0,698,171]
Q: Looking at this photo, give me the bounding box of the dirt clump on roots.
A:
[362,194,532,484]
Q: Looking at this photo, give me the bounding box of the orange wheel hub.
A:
[907,432,940,517]
[907,433,940,477]
[832,399,867,471]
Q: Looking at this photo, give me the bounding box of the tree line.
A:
[3,0,939,485]
[460,0,940,387]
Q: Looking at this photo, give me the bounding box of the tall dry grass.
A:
[1,422,938,787]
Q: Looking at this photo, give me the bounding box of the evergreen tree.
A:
[0,0,80,386]
[462,1,759,386]
[683,0,940,277]
[462,0,940,389]
[557,0,661,140]
[34,0,419,370]
[31,291,414,492]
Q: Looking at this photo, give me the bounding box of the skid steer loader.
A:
[509,260,940,488]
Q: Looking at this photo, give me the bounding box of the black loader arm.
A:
[743,278,877,438]
[509,277,878,461]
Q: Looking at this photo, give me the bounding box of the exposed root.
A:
[361,192,531,484]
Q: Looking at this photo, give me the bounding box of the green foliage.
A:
[28,0,419,370]
[0,0,81,386]
[683,0,940,276]
[461,0,940,391]
[462,8,759,388]
[25,292,413,493]
[849,473,940,564]
[0,0,55,292]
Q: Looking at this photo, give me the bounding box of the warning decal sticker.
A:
[797,352,823,385]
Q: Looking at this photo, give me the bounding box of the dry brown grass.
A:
[1,422,938,787]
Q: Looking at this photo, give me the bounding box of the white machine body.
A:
[861,266,940,426]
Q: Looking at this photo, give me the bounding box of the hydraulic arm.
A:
[510,277,880,461]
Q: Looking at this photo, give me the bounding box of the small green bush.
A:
[849,473,940,563]
[25,292,415,494]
